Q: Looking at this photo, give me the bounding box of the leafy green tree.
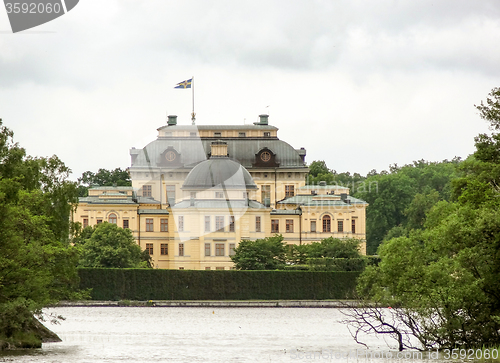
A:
[346,88,500,350]
[78,222,149,268]
[231,235,287,270]
[77,168,131,197]
[0,121,82,348]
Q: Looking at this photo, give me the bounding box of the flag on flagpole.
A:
[174,78,192,89]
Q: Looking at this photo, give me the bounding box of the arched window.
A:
[322,215,331,232]
[108,213,117,224]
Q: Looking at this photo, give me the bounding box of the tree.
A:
[77,168,131,197]
[230,235,287,270]
[345,88,500,350]
[78,223,149,268]
[0,121,82,348]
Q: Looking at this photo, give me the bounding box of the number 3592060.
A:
[5,2,63,14]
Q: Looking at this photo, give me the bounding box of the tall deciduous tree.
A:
[231,235,287,270]
[0,121,82,348]
[77,168,131,197]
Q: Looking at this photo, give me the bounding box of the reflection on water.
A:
[0,307,468,362]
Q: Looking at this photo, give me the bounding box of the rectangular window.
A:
[214,132,221,137]
[352,219,356,233]
[83,218,88,228]
[338,220,344,232]
[161,243,168,255]
[216,216,225,231]
[310,220,316,232]
[190,192,197,199]
[216,267,224,270]
[261,185,271,207]
[146,218,154,232]
[229,243,236,256]
[123,219,129,229]
[179,267,184,270]
[96,218,103,224]
[179,243,184,256]
[146,243,153,255]
[229,216,235,232]
[160,219,168,232]
[205,267,211,270]
[205,243,211,256]
[264,132,271,137]
[239,132,246,137]
[286,219,294,233]
[255,216,261,232]
[178,216,184,232]
[215,243,225,256]
[166,185,176,205]
[142,185,152,197]
[215,191,224,198]
[205,216,211,232]
[271,219,279,233]
[285,185,295,197]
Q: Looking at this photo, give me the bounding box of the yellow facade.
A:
[74,115,367,269]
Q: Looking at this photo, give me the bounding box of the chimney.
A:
[210,140,228,157]
[167,115,177,126]
[254,114,269,125]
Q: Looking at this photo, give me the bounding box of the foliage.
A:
[78,222,149,268]
[306,160,365,194]
[78,268,360,300]
[348,88,500,350]
[0,121,83,346]
[77,168,131,197]
[230,235,287,270]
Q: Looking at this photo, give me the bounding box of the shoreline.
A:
[55,300,364,308]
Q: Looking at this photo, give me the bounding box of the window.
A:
[243,192,248,199]
[271,219,279,233]
[286,219,294,233]
[215,191,224,198]
[190,192,197,199]
[205,267,211,270]
[352,219,356,233]
[323,215,331,232]
[256,216,261,232]
[178,216,184,232]
[214,132,222,137]
[179,267,184,270]
[142,185,152,197]
[215,243,225,256]
[96,218,103,224]
[216,216,225,232]
[179,243,184,256]
[261,185,271,207]
[338,220,344,232]
[160,219,168,232]
[285,185,295,197]
[146,218,154,232]
[161,243,168,255]
[264,132,271,137]
[310,220,316,232]
[123,219,129,229]
[229,216,235,232]
[107,213,117,224]
[216,267,224,270]
[166,185,176,205]
[83,218,88,228]
[239,132,246,137]
[229,243,236,256]
[205,243,211,256]
[205,216,211,232]
[146,243,153,255]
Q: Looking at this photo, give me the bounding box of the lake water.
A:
[0,307,472,362]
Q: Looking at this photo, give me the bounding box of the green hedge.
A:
[78,269,360,301]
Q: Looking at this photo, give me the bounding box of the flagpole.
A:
[191,76,196,125]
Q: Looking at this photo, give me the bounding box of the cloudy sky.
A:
[1,0,500,181]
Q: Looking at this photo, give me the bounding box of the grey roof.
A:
[79,196,137,205]
[278,195,368,207]
[298,185,347,190]
[130,127,307,170]
[182,157,257,190]
[138,209,169,214]
[270,209,302,215]
[158,125,278,132]
[172,199,267,209]
[87,186,134,191]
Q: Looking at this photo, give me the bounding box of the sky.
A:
[1,0,500,181]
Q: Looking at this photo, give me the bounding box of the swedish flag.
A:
[175,79,192,89]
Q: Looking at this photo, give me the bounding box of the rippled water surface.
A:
[0,307,436,362]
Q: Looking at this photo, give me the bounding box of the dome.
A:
[183,157,257,190]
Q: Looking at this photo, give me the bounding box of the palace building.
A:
[75,114,367,269]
